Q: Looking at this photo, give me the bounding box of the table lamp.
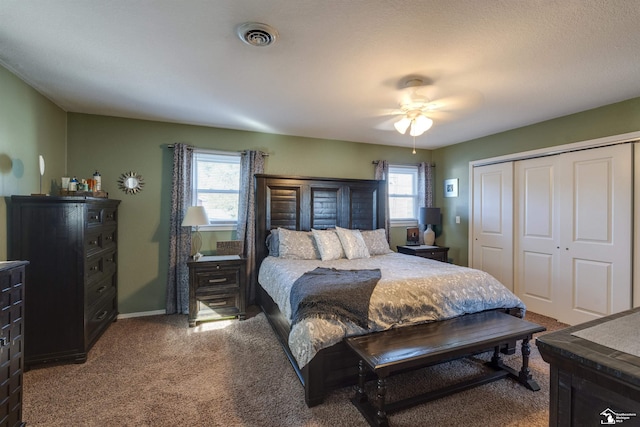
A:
[182,206,209,260]
[420,207,441,246]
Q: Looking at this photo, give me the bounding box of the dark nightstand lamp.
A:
[420,207,441,246]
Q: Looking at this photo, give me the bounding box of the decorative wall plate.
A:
[118,171,144,194]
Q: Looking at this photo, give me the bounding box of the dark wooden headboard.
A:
[254,174,387,270]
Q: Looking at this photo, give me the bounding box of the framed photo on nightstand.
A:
[406,227,420,245]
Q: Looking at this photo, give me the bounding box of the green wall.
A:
[432,97,640,266]
[66,113,430,314]
[0,65,67,260]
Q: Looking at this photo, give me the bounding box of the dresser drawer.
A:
[86,250,117,284]
[85,226,117,257]
[87,274,116,308]
[86,287,116,343]
[87,205,118,228]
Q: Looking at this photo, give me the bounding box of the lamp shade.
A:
[181,206,209,227]
[419,207,441,225]
[394,116,411,134]
[410,115,433,137]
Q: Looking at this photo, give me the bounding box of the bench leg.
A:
[489,345,503,369]
[518,336,540,391]
[376,378,389,427]
[354,360,368,404]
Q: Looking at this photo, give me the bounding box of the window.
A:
[388,165,419,224]
[192,151,241,230]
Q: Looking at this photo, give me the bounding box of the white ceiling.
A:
[2,1,640,149]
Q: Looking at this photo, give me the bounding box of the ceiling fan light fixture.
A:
[410,114,433,137]
[394,116,411,134]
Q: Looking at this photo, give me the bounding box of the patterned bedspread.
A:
[258,252,526,368]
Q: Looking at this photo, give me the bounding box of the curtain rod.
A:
[166,144,269,156]
[372,160,435,167]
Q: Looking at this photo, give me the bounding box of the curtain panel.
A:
[237,151,266,305]
[166,143,193,314]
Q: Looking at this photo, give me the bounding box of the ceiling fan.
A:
[377,76,481,144]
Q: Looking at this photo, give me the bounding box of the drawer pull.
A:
[208,278,227,283]
[90,215,99,220]
[91,266,99,271]
[96,285,107,294]
[106,236,113,241]
[90,240,99,245]
[0,337,7,347]
[106,258,114,263]
[209,300,227,307]
[106,214,114,220]
[95,310,108,321]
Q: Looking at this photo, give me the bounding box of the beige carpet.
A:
[23,309,566,426]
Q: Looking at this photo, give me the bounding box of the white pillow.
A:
[312,229,345,261]
[278,228,320,260]
[335,226,370,260]
[361,229,393,255]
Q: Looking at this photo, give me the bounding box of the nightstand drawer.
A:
[197,294,237,311]
[194,270,239,290]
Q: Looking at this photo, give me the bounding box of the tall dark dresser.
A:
[8,196,120,368]
[0,261,27,427]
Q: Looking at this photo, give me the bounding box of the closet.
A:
[472,143,633,325]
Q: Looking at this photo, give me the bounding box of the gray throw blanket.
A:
[289,267,381,328]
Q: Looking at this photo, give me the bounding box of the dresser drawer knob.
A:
[106,236,113,241]
[0,337,7,347]
[95,310,108,321]
[91,266,99,271]
[90,240,98,245]
[96,285,107,294]
[208,278,227,283]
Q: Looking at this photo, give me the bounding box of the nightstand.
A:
[397,245,450,262]
[187,255,246,326]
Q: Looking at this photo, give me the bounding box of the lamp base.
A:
[424,225,435,246]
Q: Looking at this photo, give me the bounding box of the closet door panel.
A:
[515,157,559,317]
[472,163,513,291]
[557,144,632,325]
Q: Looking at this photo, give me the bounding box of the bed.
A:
[254,174,526,407]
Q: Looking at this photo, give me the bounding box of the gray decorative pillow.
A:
[361,229,393,255]
[266,229,279,257]
[278,228,320,260]
[312,229,345,261]
[335,226,370,260]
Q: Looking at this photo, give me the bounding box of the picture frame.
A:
[444,178,458,198]
[406,227,420,245]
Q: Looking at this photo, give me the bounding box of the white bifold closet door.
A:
[472,162,513,292]
[515,144,632,325]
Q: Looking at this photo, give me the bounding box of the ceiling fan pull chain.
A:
[412,135,416,154]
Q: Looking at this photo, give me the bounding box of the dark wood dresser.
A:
[8,196,120,368]
[537,307,640,426]
[0,261,27,427]
[187,255,246,326]
[397,245,450,262]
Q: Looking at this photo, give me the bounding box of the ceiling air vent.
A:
[236,22,278,47]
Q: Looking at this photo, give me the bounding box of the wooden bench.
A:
[345,310,546,427]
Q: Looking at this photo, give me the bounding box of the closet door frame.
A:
[469,130,640,311]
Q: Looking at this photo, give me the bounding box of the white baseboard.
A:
[117,309,166,319]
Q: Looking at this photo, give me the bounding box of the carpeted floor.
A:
[23,308,567,426]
